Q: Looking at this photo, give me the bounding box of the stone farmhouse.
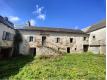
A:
[18,20,106,56]
[0,16,15,58]
[18,27,89,56]
[0,16,106,58]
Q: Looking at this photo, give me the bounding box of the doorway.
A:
[0,48,12,58]
[42,36,46,46]
[30,48,36,56]
[83,45,89,52]
[67,47,70,53]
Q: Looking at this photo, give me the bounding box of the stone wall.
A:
[88,28,106,54]
[0,23,15,58]
[0,23,15,47]
[19,30,89,56]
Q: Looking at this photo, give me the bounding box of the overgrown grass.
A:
[0,55,34,79]
[0,53,106,80]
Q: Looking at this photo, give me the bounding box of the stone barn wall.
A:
[19,30,89,56]
[88,27,106,54]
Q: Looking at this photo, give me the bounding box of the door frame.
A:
[30,48,36,56]
[83,45,89,52]
[42,36,46,46]
[67,47,70,53]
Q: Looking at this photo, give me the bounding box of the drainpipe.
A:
[28,21,31,27]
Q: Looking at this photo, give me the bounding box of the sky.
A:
[0,0,106,29]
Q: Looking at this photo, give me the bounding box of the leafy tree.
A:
[13,30,23,56]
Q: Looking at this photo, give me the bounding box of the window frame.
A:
[83,37,86,41]
[2,31,13,41]
[70,38,73,43]
[29,36,33,42]
[2,31,6,40]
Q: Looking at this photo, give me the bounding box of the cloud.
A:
[37,14,46,20]
[74,26,79,29]
[30,19,36,26]
[35,5,44,14]
[33,5,46,20]
[9,16,20,22]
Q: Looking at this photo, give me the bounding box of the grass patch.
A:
[0,53,105,80]
[0,55,34,79]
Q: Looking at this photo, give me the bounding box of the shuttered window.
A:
[2,31,14,40]
[2,31,6,40]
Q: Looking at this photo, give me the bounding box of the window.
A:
[29,48,36,56]
[2,31,6,40]
[10,34,14,40]
[75,48,77,51]
[83,37,86,41]
[29,36,33,42]
[93,36,95,39]
[2,31,13,40]
[70,38,73,43]
[5,32,10,40]
[56,38,60,43]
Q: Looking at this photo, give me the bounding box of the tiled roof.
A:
[18,26,88,34]
[86,20,106,33]
[0,16,14,29]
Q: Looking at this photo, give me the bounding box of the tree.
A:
[13,30,23,56]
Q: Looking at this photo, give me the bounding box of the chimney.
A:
[27,20,31,27]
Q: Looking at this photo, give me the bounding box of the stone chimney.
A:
[27,21,31,27]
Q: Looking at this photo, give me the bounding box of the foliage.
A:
[13,30,23,56]
[0,53,106,80]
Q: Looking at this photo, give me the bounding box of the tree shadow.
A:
[0,55,34,79]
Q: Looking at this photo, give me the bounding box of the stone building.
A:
[18,20,106,56]
[0,16,15,58]
[84,20,106,54]
[18,27,89,56]
[0,15,106,57]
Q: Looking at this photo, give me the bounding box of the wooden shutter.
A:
[2,31,6,40]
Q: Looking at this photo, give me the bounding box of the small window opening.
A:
[29,36,33,42]
[58,48,60,51]
[75,48,77,51]
[93,36,95,39]
[56,38,60,43]
[70,38,73,43]
[83,37,86,41]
